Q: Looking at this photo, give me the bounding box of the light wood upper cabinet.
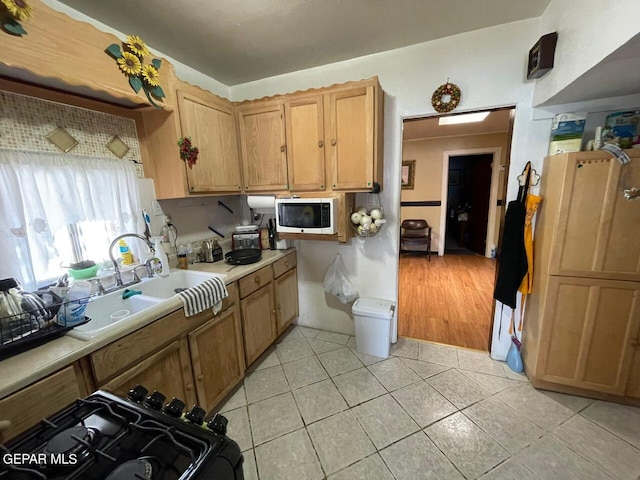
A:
[236,77,384,194]
[102,339,196,407]
[327,86,375,190]
[188,306,245,412]
[177,90,242,193]
[535,276,640,396]
[547,150,640,281]
[284,96,326,191]
[238,102,288,192]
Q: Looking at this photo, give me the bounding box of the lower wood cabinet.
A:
[189,306,245,412]
[0,253,301,443]
[241,283,276,366]
[94,282,245,412]
[531,276,640,397]
[628,352,640,399]
[0,364,88,443]
[101,339,196,407]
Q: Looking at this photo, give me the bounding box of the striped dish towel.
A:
[177,277,228,317]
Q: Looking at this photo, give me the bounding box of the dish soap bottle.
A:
[119,239,134,265]
[151,237,170,278]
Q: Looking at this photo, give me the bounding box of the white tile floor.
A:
[216,326,640,480]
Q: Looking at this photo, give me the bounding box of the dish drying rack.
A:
[0,292,90,360]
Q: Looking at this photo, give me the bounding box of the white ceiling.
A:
[57,0,551,86]
[403,109,512,141]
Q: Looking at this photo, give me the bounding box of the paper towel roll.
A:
[247,195,276,214]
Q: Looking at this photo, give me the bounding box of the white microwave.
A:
[275,197,337,234]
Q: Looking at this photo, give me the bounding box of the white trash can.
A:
[352,298,395,358]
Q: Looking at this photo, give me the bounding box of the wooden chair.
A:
[400,219,432,261]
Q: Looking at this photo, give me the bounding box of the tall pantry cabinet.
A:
[522,149,640,404]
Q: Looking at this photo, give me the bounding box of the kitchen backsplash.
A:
[0,90,143,177]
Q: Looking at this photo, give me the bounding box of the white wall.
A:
[231,19,544,336]
[533,0,640,106]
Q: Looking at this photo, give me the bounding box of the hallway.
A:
[398,254,496,350]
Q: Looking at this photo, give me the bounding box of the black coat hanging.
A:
[493,162,531,309]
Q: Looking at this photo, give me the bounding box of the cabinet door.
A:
[537,276,640,395]
[238,102,288,191]
[284,96,326,191]
[0,365,86,442]
[241,283,276,365]
[177,90,242,193]
[327,86,375,190]
[628,351,640,399]
[274,268,299,335]
[188,307,245,412]
[550,153,640,281]
[101,339,196,407]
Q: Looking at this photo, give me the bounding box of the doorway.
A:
[445,153,494,256]
[398,107,514,351]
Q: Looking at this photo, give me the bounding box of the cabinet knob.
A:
[632,339,640,347]
[318,140,324,148]
[320,184,324,189]
[0,420,11,432]
[186,384,194,391]
[285,261,290,267]
[255,277,261,284]
[272,309,276,315]
[277,304,281,310]
[198,375,204,382]
[331,139,337,146]
[281,145,286,152]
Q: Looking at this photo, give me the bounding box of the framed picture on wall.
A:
[402,160,415,189]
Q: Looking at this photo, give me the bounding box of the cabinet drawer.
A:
[272,252,297,278]
[239,266,273,298]
[221,282,238,311]
[91,307,211,384]
[0,366,85,442]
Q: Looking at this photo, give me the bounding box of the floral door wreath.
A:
[431,82,461,113]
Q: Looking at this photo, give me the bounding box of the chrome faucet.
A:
[108,233,155,288]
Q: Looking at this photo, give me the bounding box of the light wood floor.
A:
[398,254,497,351]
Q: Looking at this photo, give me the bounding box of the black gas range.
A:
[0,386,243,479]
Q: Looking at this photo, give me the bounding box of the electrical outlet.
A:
[152,200,163,216]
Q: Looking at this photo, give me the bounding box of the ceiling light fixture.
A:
[438,112,490,125]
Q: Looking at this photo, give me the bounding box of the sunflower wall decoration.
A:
[0,0,32,36]
[105,35,165,108]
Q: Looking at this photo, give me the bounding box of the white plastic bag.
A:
[323,254,358,304]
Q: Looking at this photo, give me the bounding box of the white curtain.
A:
[0,150,143,290]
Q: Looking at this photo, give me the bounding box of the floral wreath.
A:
[178,137,199,169]
[0,0,32,36]
[105,35,165,108]
[431,82,461,113]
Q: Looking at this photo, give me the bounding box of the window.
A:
[0,150,143,290]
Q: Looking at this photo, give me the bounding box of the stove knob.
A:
[207,413,228,435]
[163,397,185,418]
[185,405,206,425]
[127,385,148,403]
[143,391,166,410]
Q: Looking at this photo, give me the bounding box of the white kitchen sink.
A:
[66,270,226,340]
[135,270,226,299]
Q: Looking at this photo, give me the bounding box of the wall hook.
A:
[518,167,540,187]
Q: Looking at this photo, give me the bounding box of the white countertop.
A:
[0,248,294,399]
